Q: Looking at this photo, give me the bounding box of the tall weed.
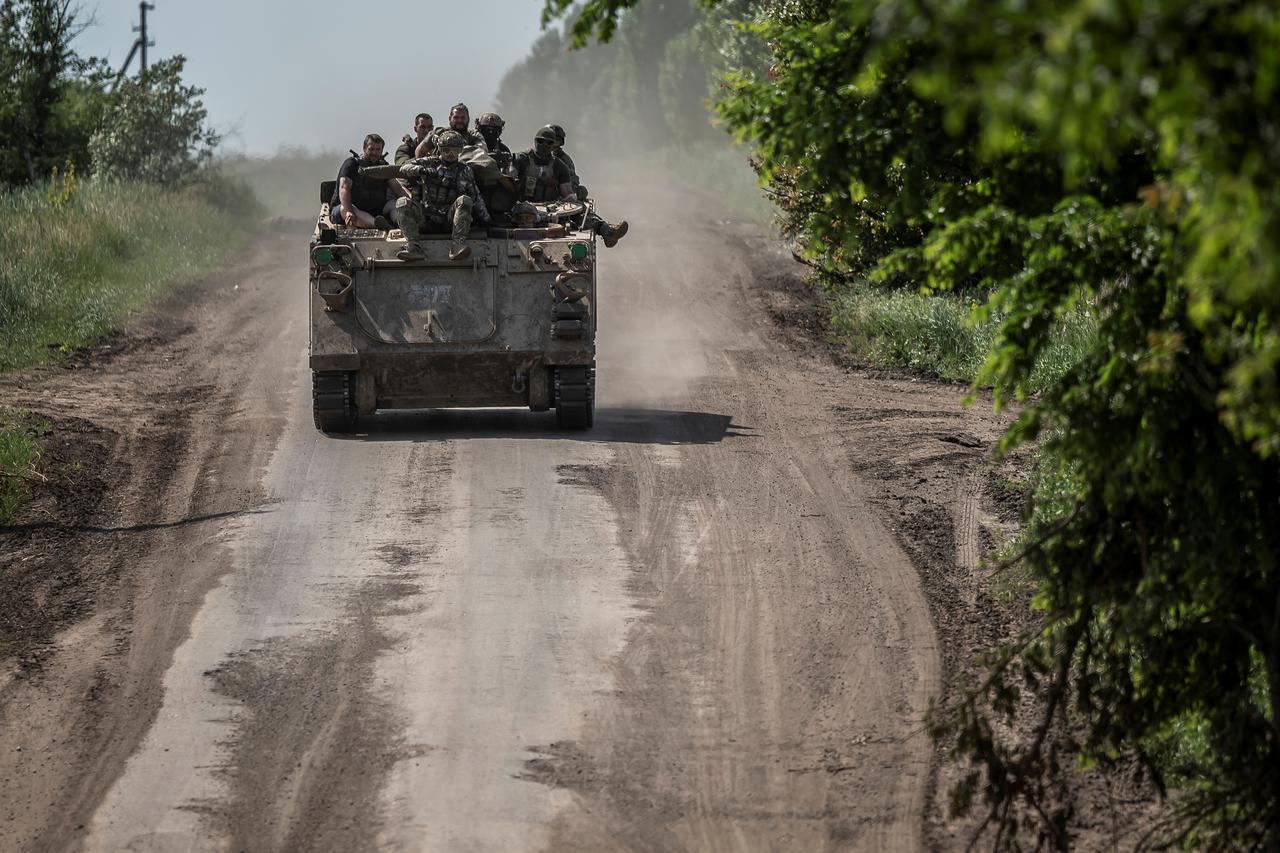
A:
[828,284,1097,394]
[0,408,40,522]
[0,180,252,372]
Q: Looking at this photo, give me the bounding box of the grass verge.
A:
[0,407,42,523]
[0,177,256,372]
[827,284,1097,394]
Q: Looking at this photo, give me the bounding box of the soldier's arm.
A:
[555,160,576,200]
[337,177,357,224]
[398,161,430,179]
[415,138,433,158]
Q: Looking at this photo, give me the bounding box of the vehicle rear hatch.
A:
[353,256,498,345]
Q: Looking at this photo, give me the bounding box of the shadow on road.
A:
[339,407,754,446]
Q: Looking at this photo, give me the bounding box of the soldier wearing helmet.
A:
[514,125,577,204]
[423,103,487,155]
[548,124,586,201]
[362,129,490,262]
[474,112,517,219]
[538,123,628,247]
[475,113,510,156]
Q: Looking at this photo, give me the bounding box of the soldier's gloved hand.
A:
[576,185,589,201]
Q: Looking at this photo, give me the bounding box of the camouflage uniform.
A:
[371,155,490,259]
[395,134,428,166]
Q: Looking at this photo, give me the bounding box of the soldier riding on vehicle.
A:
[474,112,517,219]
[549,124,586,201]
[517,125,628,247]
[476,112,511,156]
[424,103,486,155]
[331,133,409,229]
[396,112,433,165]
[362,130,490,262]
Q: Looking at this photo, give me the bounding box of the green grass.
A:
[0,178,254,372]
[827,284,1098,394]
[0,407,41,522]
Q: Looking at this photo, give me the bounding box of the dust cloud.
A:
[217,0,769,225]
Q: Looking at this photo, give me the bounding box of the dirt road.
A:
[0,189,1007,851]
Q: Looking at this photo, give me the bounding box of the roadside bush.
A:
[91,56,219,186]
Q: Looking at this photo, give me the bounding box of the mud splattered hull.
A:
[308,202,597,430]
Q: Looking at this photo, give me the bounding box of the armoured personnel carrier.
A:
[309,180,597,433]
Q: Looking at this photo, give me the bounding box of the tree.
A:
[0,0,96,186]
[91,55,219,185]
[545,0,1280,847]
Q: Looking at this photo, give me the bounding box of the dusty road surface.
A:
[0,189,1007,851]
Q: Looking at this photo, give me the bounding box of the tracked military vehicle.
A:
[309,180,597,433]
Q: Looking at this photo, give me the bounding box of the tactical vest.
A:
[350,157,390,213]
[521,157,559,203]
[417,162,460,209]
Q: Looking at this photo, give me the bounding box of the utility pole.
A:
[115,2,156,80]
[135,2,155,71]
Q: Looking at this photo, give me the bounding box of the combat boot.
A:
[602,220,629,248]
[397,242,426,261]
[449,244,472,262]
[394,198,427,261]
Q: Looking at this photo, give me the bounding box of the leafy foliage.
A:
[91,56,220,186]
[540,0,639,47]
[0,0,111,186]
[545,0,1280,847]
[1,2,219,189]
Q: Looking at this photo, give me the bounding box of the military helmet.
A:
[550,124,566,145]
[534,125,557,145]
[476,112,505,129]
[436,129,466,151]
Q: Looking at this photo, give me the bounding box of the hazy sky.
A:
[73,0,552,155]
